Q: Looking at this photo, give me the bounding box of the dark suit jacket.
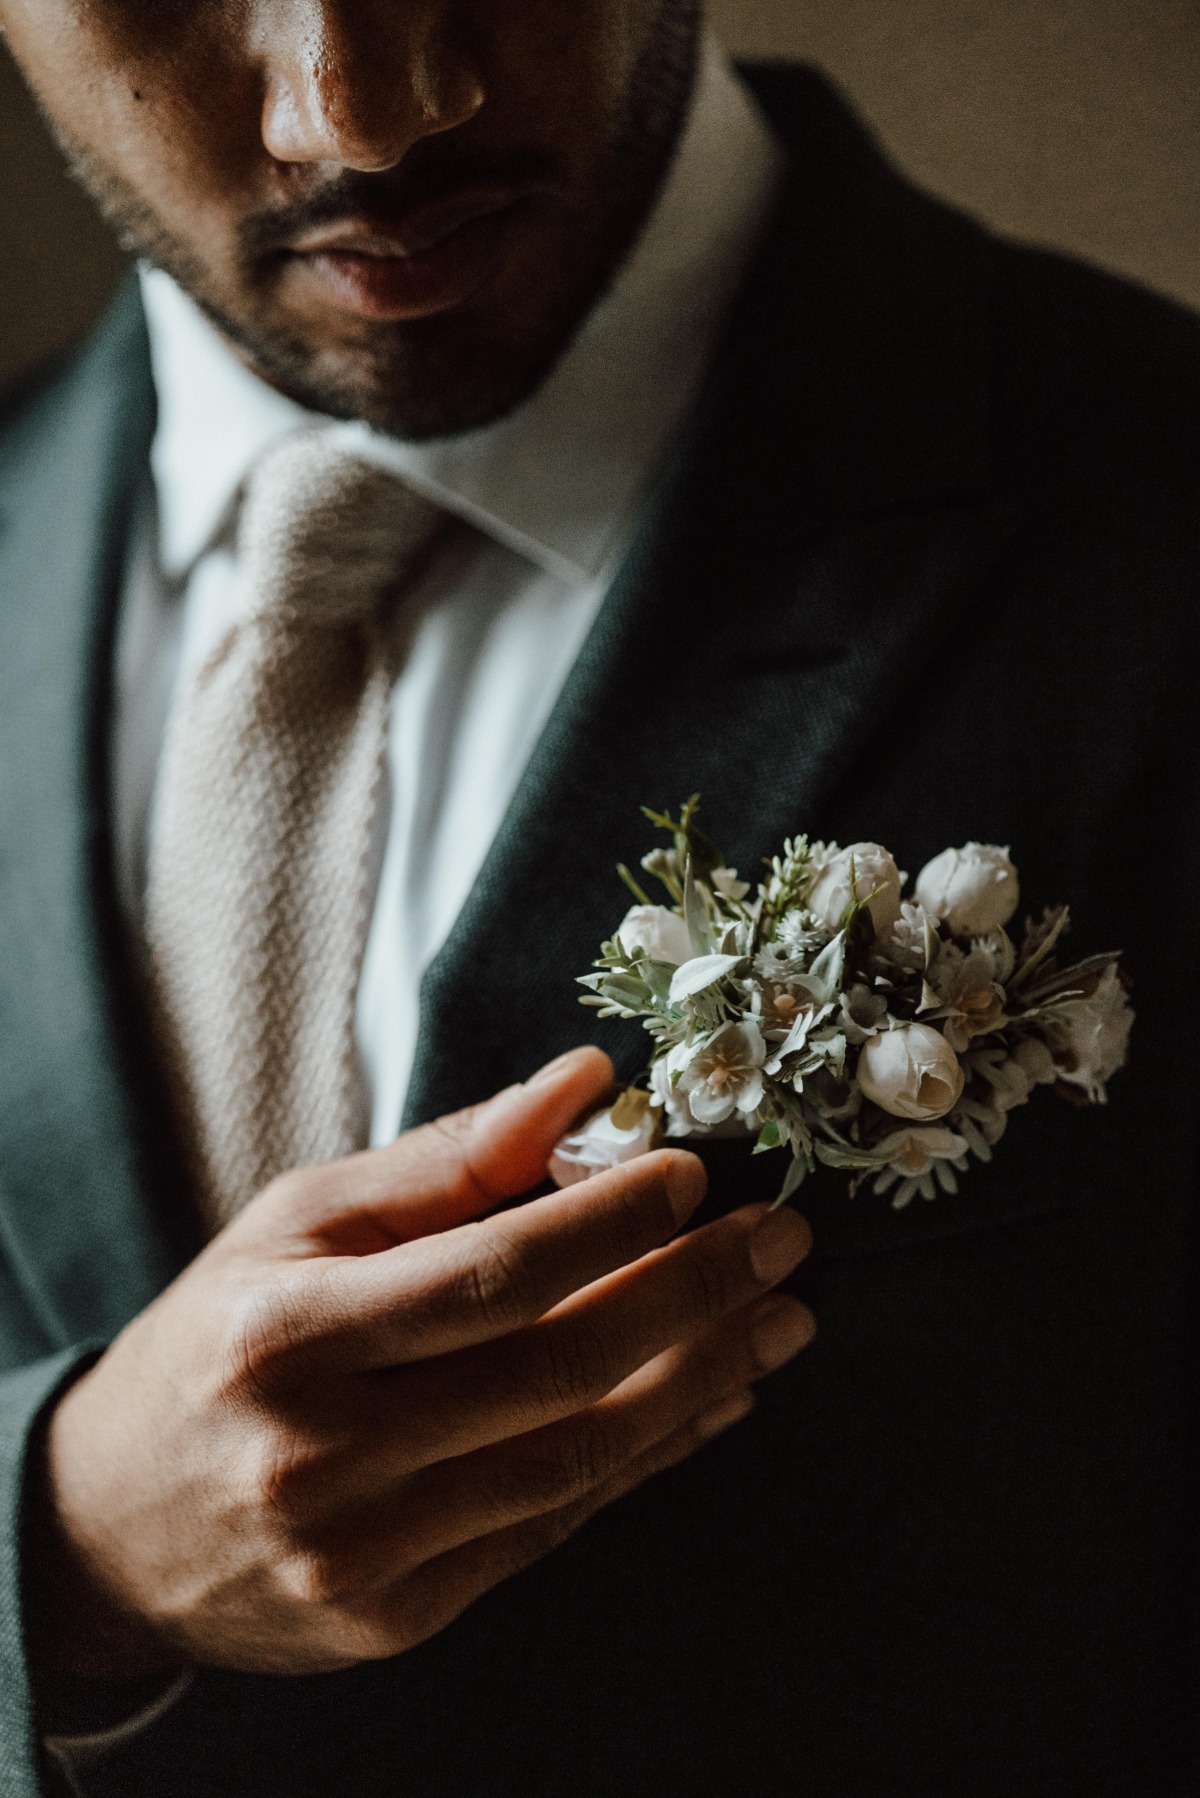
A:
[1,62,1198,1798]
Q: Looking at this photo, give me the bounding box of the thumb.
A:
[242,1048,616,1249]
[461,1047,617,1204]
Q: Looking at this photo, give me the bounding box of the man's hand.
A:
[39,1049,814,1681]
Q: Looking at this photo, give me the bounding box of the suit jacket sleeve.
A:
[0,1347,108,1798]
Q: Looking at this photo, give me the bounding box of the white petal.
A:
[668,954,747,1003]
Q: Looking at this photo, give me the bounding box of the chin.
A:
[212,291,596,440]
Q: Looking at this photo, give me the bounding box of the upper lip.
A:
[288,182,539,260]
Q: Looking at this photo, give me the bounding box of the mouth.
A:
[282,183,540,323]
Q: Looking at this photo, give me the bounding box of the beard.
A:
[51,2,703,440]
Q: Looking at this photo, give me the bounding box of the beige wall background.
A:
[3,1,1199,391]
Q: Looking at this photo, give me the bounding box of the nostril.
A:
[259,13,485,172]
[263,62,483,172]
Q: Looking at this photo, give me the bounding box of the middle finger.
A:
[371,1201,812,1473]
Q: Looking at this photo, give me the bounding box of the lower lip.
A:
[291,205,522,323]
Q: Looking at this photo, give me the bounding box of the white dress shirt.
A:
[48,43,780,1773]
[108,35,783,1158]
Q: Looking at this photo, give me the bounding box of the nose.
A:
[258,0,485,171]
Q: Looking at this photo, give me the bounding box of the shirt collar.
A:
[142,34,784,586]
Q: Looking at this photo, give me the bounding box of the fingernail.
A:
[527,1050,584,1086]
[751,1301,816,1372]
[664,1154,707,1224]
[696,1390,755,1440]
[749,1208,812,1284]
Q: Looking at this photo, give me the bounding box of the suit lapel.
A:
[404,67,1017,1128]
[0,283,196,1347]
[0,70,1017,1333]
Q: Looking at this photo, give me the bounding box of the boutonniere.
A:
[552,799,1133,1209]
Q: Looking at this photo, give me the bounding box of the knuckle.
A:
[605,1181,661,1266]
[251,1426,343,1534]
[221,1273,315,1399]
[423,1113,490,1207]
[253,1438,311,1528]
[496,1427,615,1515]
[275,1546,358,1610]
[680,1241,734,1323]
[563,1421,618,1494]
[460,1229,539,1332]
[539,1319,617,1411]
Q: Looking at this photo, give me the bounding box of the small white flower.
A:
[1044,963,1134,1102]
[674,1021,767,1127]
[954,1047,1036,1159]
[806,1066,863,1124]
[711,866,750,901]
[776,909,830,957]
[927,943,1008,1052]
[616,904,692,967]
[885,900,939,971]
[973,1051,1034,1113]
[753,980,818,1038]
[856,1022,965,1121]
[754,941,804,982]
[872,1125,970,1208]
[808,842,904,933]
[915,843,1019,938]
[549,1105,659,1187]
[650,1058,695,1138]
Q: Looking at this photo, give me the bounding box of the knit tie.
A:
[145,432,441,1229]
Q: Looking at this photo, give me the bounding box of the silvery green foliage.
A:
[575,798,1133,1209]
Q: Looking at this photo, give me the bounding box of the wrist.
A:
[27,1381,180,1686]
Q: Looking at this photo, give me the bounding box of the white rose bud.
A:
[857,1022,965,1121]
[616,904,692,966]
[807,842,903,933]
[914,843,1019,937]
[549,1105,659,1188]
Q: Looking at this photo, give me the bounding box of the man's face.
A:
[1,0,700,436]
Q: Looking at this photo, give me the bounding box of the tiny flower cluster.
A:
[551,800,1133,1208]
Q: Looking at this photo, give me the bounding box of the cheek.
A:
[473,0,641,140]
[3,1,265,224]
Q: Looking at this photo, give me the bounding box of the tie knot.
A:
[237,431,440,629]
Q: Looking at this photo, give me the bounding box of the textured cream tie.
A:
[146,432,441,1229]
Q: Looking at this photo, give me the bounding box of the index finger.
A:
[313,1148,708,1369]
[245,1047,618,1253]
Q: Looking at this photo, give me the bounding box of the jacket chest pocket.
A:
[688,1095,1120,1264]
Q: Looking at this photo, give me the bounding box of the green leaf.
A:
[639,959,677,1004]
[668,953,746,1003]
[772,1150,811,1208]
[802,931,847,1004]
[1011,905,1071,990]
[616,862,653,906]
[1016,951,1122,1003]
[840,894,877,956]
[815,1140,889,1172]
[754,1119,782,1155]
[595,973,653,1011]
[684,859,714,955]
[684,820,723,882]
